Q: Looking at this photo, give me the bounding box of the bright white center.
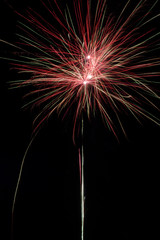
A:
[83,81,87,85]
[86,55,91,59]
[87,74,92,79]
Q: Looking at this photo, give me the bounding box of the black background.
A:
[0,0,160,239]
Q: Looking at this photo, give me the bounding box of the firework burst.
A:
[2,1,160,239]
[7,0,160,141]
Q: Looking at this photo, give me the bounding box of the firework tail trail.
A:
[78,113,85,240]
[10,133,38,240]
[80,114,85,240]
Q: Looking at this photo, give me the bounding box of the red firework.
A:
[2,1,159,239]
[9,0,160,140]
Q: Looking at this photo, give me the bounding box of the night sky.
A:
[0,0,160,239]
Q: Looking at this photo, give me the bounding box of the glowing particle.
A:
[87,74,92,79]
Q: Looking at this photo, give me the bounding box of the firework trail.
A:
[1,0,160,239]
